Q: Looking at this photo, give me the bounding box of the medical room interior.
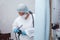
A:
[0,0,60,40]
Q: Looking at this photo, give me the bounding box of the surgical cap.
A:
[17,4,29,13]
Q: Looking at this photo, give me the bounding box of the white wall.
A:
[34,0,50,40]
[52,0,60,24]
[52,0,60,40]
[0,0,35,39]
[45,0,50,40]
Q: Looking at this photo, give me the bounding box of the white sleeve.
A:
[12,19,18,32]
[25,28,34,37]
[12,18,23,32]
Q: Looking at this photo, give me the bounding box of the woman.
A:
[12,4,34,40]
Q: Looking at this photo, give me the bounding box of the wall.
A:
[52,0,60,24]
[45,0,50,40]
[35,0,50,40]
[0,0,35,39]
[52,0,60,40]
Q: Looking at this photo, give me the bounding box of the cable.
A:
[15,33,18,40]
[29,11,34,27]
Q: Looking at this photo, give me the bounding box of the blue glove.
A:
[13,28,20,33]
[22,31,26,35]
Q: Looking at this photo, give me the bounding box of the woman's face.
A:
[18,12,25,16]
[18,12,30,19]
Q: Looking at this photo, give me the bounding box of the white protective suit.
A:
[12,14,34,40]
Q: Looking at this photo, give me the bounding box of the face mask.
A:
[21,14,27,19]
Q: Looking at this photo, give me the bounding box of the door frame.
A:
[49,0,53,40]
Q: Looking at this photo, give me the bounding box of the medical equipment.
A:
[29,11,34,27]
[15,25,23,40]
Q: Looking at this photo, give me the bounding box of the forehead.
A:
[18,12,28,14]
[18,12,25,14]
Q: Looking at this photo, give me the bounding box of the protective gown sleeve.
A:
[25,28,34,37]
[12,19,19,33]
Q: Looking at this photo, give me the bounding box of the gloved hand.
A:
[13,28,26,35]
[17,30,22,35]
[13,28,20,33]
[22,30,26,35]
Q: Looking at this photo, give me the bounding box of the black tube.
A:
[29,11,34,27]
